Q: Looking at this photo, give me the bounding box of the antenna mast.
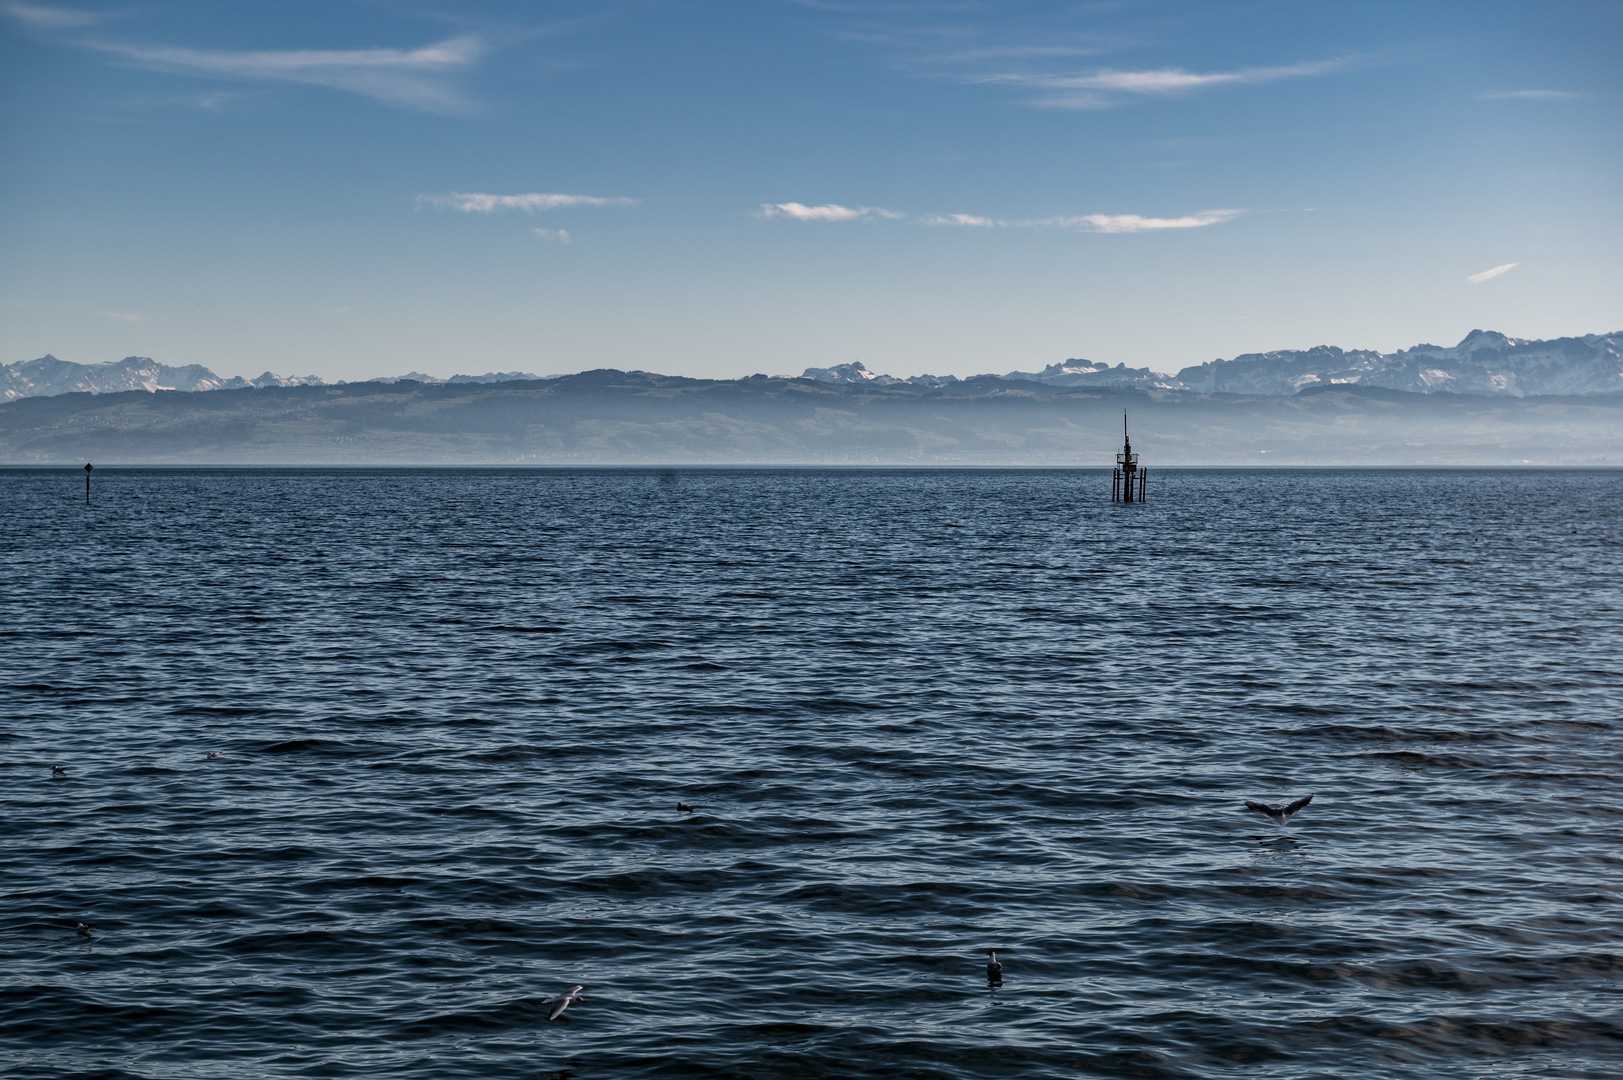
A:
[1111,413,1145,502]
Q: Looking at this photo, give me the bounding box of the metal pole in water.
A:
[85,462,92,505]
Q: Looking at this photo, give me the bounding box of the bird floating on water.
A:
[52,766,66,776]
[677,802,694,813]
[74,923,93,937]
[986,950,1003,981]
[547,985,584,1020]
[1245,794,1313,826]
[207,752,222,759]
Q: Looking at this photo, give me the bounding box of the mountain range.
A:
[2,368,1619,466]
[4,330,1620,404]
[801,330,1622,397]
[0,354,545,402]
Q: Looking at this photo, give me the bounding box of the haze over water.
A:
[3,467,1620,1079]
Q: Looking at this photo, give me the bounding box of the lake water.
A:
[2,467,1620,1079]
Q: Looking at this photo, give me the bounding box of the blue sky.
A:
[2,1,1619,381]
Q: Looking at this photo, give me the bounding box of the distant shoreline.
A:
[4,375,1620,467]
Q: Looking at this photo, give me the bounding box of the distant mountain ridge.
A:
[4,368,1619,466]
[0,354,328,401]
[797,358,1177,391]
[799,331,1622,397]
[0,355,548,402]
[1171,330,1623,397]
[6,330,1620,403]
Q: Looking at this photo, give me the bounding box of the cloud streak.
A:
[759,202,904,221]
[80,35,483,113]
[421,192,637,212]
[920,213,997,227]
[773,203,1241,233]
[1478,89,1583,101]
[4,2,102,28]
[1045,210,1243,233]
[1467,263,1518,283]
[982,58,1351,109]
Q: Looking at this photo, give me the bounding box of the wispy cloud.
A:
[82,35,483,113]
[826,14,1125,79]
[420,192,637,212]
[1478,89,1584,101]
[1467,262,1518,284]
[765,203,1242,233]
[920,213,997,227]
[534,228,572,244]
[180,90,235,112]
[3,2,103,28]
[812,5,1353,109]
[1042,210,1243,233]
[988,58,1351,109]
[118,90,240,112]
[759,202,904,221]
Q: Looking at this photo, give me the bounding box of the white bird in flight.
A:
[547,985,584,1020]
[1245,794,1313,826]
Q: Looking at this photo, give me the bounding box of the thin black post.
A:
[84,462,92,504]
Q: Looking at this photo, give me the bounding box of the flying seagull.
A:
[986,950,1003,980]
[1245,795,1313,826]
[547,985,584,1020]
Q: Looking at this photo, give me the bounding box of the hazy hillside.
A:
[2,371,1618,466]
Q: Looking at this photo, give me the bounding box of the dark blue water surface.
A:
[3,467,1621,1080]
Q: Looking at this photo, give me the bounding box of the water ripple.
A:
[2,467,1620,1078]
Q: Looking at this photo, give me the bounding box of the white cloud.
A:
[4,2,102,28]
[86,35,483,113]
[759,202,1241,233]
[987,58,1350,109]
[1478,89,1583,101]
[534,228,572,244]
[1467,262,1518,283]
[1031,210,1243,233]
[421,192,636,212]
[760,202,903,221]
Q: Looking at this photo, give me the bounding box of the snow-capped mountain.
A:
[795,358,1173,389]
[999,359,1180,390]
[369,371,547,385]
[795,331,1622,397]
[0,356,549,402]
[794,361,960,388]
[1174,331,1623,397]
[9,331,1621,403]
[0,355,325,402]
